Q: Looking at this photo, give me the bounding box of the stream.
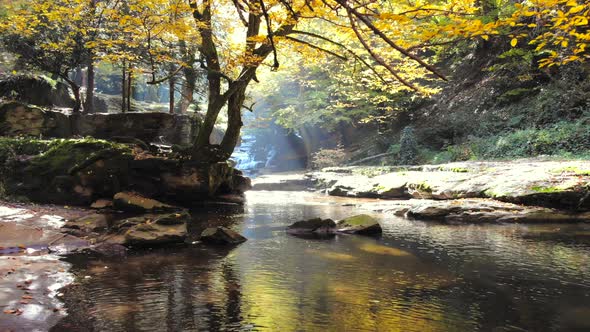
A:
[47,191,590,331]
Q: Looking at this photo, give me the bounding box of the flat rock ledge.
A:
[366,198,590,223]
[63,211,190,247]
[310,160,590,211]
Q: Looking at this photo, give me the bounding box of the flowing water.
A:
[54,191,590,332]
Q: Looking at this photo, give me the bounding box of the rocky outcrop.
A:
[0,102,71,137]
[364,198,590,223]
[0,138,250,207]
[200,227,247,245]
[336,214,382,235]
[0,101,199,145]
[63,212,190,246]
[311,160,590,211]
[0,75,75,108]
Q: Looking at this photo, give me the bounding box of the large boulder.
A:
[0,75,75,108]
[336,214,382,235]
[200,227,247,245]
[286,218,336,234]
[0,102,71,137]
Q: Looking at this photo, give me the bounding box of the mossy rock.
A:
[25,138,131,177]
[336,214,382,235]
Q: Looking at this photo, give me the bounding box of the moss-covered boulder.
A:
[0,75,75,108]
[0,138,249,207]
[336,214,382,235]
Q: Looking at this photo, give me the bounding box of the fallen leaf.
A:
[19,300,29,304]
[22,295,33,299]
[3,309,16,314]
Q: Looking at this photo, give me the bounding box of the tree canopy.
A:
[0,0,587,158]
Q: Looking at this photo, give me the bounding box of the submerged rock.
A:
[90,199,113,209]
[336,214,382,235]
[113,192,177,212]
[200,227,247,245]
[63,211,190,247]
[114,212,189,246]
[287,218,336,235]
[62,213,111,234]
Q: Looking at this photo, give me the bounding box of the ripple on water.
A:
[53,191,590,332]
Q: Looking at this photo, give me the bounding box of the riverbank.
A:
[0,203,90,331]
[252,159,590,223]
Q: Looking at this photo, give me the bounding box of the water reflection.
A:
[53,192,590,331]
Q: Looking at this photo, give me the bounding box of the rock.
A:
[113,192,177,212]
[90,199,113,209]
[216,194,246,205]
[124,222,187,246]
[336,214,382,235]
[383,198,590,223]
[0,75,75,107]
[251,173,314,191]
[119,212,190,246]
[62,213,110,234]
[200,227,247,245]
[286,218,336,234]
[0,101,71,137]
[310,160,590,211]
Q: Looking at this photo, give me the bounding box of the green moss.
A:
[551,166,590,176]
[339,214,378,226]
[25,138,131,176]
[530,186,565,193]
[450,167,469,173]
[409,181,432,193]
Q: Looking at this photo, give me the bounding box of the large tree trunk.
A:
[121,61,127,113]
[84,59,95,113]
[127,67,132,113]
[179,67,196,113]
[193,76,223,149]
[220,85,247,157]
[71,83,82,113]
[169,75,175,114]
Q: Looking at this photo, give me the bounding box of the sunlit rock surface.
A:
[251,173,314,191]
[336,214,382,235]
[363,198,590,223]
[311,160,590,211]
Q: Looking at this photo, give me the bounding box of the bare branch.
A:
[285,36,347,60]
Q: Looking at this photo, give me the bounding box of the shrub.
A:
[399,126,419,165]
[311,146,348,169]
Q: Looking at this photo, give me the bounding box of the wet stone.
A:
[200,227,247,245]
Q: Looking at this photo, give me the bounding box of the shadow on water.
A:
[52,192,590,332]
